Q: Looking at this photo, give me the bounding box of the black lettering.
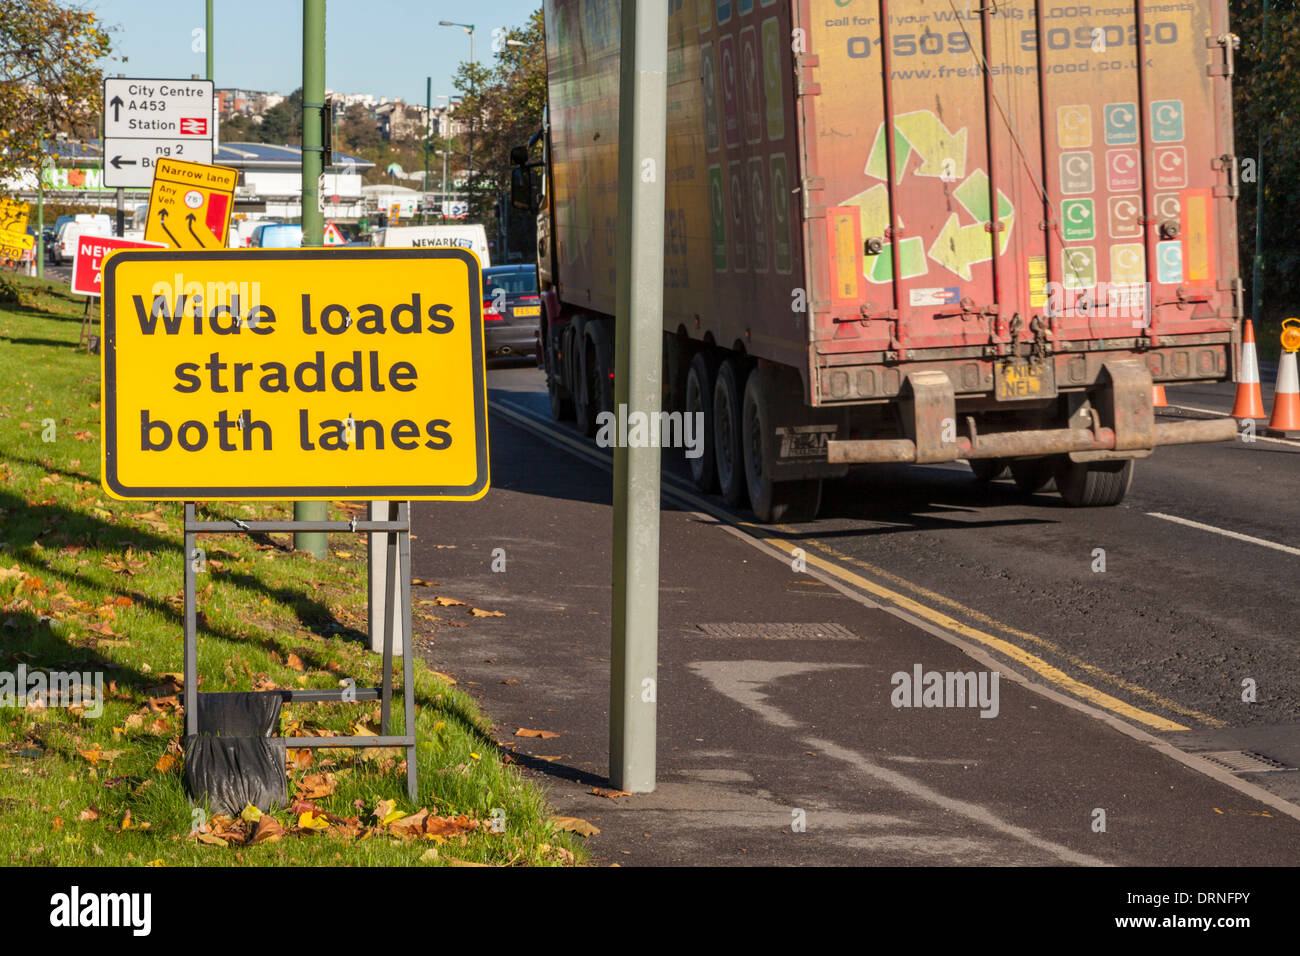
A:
[391,419,420,449]
[133,294,186,334]
[319,303,349,334]
[356,419,384,450]
[298,409,315,450]
[247,305,275,334]
[427,302,455,333]
[233,361,253,391]
[391,294,420,333]
[318,418,347,450]
[424,418,453,450]
[209,296,241,335]
[356,303,385,333]
[177,420,207,451]
[140,410,171,449]
[389,361,418,391]
[205,352,229,393]
[259,362,289,392]
[214,409,239,451]
[242,409,271,450]
[330,352,364,392]
[368,351,385,391]
[173,363,201,393]
[294,351,326,392]
[301,293,317,334]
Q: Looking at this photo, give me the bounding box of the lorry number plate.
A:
[995,362,1057,401]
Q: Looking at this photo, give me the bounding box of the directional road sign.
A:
[144,158,237,250]
[103,77,215,188]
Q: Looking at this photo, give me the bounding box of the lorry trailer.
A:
[522,0,1242,520]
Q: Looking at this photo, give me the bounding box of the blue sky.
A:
[90,0,541,105]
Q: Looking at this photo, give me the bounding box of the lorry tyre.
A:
[544,326,574,422]
[969,459,1009,482]
[1056,458,1133,507]
[686,352,719,493]
[713,356,750,507]
[742,372,821,522]
[574,321,613,437]
[1010,458,1055,494]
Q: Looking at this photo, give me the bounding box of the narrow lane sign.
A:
[100,248,489,501]
[144,158,237,250]
[103,77,215,188]
[71,235,165,297]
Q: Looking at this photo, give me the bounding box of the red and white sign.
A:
[179,117,208,136]
[71,235,165,297]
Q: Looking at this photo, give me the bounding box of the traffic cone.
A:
[1151,384,1167,407]
[1266,323,1300,437]
[1231,319,1267,419]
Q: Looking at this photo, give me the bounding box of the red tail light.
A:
[483,299,504,320]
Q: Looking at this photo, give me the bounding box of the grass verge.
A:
[0,271,584,866]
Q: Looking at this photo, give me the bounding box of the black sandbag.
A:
[185,735,287,814]
[194,691,282,737]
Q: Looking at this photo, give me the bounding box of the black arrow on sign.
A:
[185,212,208,248]
[109,95,123,123]
[110,155,136,169]
[157,208,180,247]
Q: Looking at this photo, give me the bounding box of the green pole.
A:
[609,0,668,793]
[1251,0,1271,329]
[205,0,213,81]
[294,0,328,558]
[424,77,431,198]
[36,126,44,279]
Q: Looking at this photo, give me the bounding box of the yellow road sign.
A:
[0,198,30,235]
[144,158,237,250]
[101,248,489,501]
[0,230,34,259]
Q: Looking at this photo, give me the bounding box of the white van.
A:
[374,224,490,267]
[53,218,113,265]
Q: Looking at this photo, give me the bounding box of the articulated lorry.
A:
[520,0,1242,520]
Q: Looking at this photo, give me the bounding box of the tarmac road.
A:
[408,361,1300,865]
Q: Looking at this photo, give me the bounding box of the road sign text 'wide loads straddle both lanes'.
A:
[100,249,489,501]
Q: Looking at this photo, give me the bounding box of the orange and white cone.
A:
[1266,320,1300,437]
[1231,319,1267,419]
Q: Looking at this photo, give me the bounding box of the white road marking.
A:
[1147,512,1300,557]
[1165,404,1300,448]
[689,660,1108,866]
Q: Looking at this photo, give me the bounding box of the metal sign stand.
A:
[182,502,418,801]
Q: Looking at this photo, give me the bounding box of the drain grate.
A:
[694,622,858,640]
[1199,750,1294,774]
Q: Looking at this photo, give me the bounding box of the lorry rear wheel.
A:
[1056,458,1133,507]
[574,323,613,437]
[547,372,574,422]
[1010,458,1055,494]
[713,356,750,507]
[969,459,1009,482]
[742,372,821,522]
[685,352,719,493]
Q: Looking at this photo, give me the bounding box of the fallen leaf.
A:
[515,728,561,739]
[470,608,505,618]
[430,671,457,685]
[442,855,488,867]
[500,679,519,685]
[78,807,100,822]
[250,815,284,844]
[390,808,429,834]
[153,753,178,773]
[411,578,440,587]
[432,597,466,607]
[296,772,337,800]
[591,788,633,799]
[195,831,228,847]
[240,804,263,823]
[286,748,314,771]
[552,816,600,836]
[297,810,330,831]
[286,653,305,672]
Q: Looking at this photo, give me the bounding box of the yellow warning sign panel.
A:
[100,248,489,501]
[144,158,237,250]
[0,197,30,235]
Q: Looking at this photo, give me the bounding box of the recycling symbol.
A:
[843,110,1014,284]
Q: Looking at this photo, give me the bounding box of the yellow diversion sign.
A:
[100,248,489,501]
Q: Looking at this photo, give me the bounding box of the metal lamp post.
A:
[439,21,475,209]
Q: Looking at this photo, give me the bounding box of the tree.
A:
[451,8,546,251]
[0,0,111,181]
[259,88,303,144]
[340,103,380,153]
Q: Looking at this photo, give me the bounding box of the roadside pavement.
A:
[408,394,1300,866]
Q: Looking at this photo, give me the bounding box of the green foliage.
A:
[0,0,112,181]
